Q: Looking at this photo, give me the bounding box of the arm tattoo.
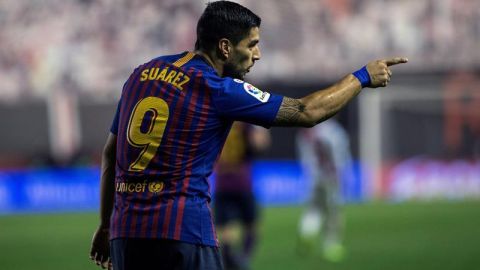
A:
[273,97,306,126]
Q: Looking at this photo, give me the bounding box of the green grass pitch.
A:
[0,200,479,270]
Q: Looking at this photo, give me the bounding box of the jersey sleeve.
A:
[210,77,283,127]
[110,100,121,135]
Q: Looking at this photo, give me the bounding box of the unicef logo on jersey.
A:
[242,82,270,103]
[148,181,164,193]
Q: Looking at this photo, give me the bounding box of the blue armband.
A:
[352,66,371,88]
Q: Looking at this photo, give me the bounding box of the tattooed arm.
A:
[273,57,408,127]
[273,74,361,127]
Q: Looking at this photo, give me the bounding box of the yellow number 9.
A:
[127,97,169,172]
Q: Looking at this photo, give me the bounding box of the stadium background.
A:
[1,0,479,269]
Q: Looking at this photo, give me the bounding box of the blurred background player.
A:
[214,122,271,270]
[296,117,353,262]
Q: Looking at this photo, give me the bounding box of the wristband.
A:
[352,66,371,88]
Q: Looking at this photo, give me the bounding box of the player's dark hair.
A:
[195,1,261,51]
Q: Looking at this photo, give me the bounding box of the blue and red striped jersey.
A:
[108,52,283,246]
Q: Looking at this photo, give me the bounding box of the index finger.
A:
[385,57,408,66]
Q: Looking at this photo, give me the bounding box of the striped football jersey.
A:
[109,52,283,246]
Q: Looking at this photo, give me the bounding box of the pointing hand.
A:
[366,57,408,88]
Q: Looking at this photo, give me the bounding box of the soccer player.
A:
[89,1,408,269]
[296,117,352,262]
[214,122,270,270]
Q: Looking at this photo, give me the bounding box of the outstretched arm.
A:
[273,57,408,127]
[90,133,117,270]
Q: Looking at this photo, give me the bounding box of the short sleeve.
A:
[211,77,283,127]
[110,100,121,135]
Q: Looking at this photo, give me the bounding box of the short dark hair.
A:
[195,1,261,51]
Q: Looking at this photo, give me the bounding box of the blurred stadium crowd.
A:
[1,0,479,102]
[0,0,202,102]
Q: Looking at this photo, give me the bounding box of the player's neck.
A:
[195,50,225,77]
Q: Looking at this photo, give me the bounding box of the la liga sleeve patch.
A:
[234,79,270,103]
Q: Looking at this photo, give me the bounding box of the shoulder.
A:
[203,75,235,90]
[207,77,271,102]
[152,52,188,64]
[130,53,184,72]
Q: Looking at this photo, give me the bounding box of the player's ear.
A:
[218,38,232,59]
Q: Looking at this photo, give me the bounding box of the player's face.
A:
[224,27,261,79]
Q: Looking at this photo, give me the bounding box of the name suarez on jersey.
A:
[140,66,190,90]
